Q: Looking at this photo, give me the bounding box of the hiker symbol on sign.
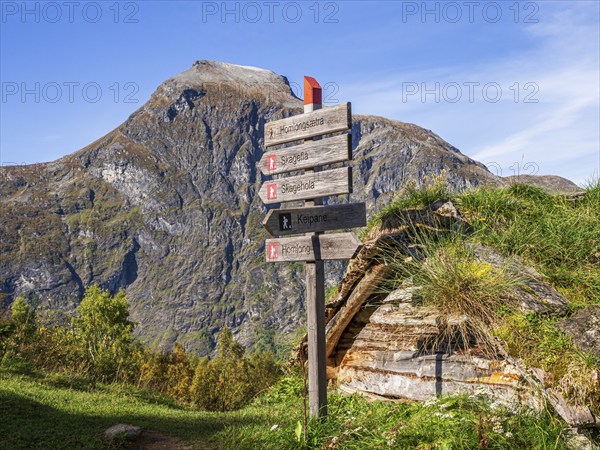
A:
[267,242,279,259]
[279,213,292,231]
[266,154,277,171]
[266,183,277,200]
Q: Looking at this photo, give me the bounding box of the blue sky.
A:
[1,1,599,184]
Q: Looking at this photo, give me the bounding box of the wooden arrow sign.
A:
[264,103,352,147]
[265,232,362,262]
[259,134,351,176]
[263,203,366,236]
[258,167,351,205]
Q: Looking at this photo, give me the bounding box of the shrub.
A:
[0,314,12,360]
[30,324,84,375]
[10,297,36,341]
[166,344,195,402]
[136,349,171,393]
[72,285,136,382]
[247,349,280,395]
[190,327,282,411]
[0,297,38,367]
[190,327,252,411]
[190,357,218,409]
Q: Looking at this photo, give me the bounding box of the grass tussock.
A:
[384,236,521,356]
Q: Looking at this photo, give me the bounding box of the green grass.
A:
[224,377,568,449]
[0,367,228,449]
[455,183,600,307]
[1,368,569,450]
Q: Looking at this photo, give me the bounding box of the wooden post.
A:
[304,76,327,418]
[261,77,358,417]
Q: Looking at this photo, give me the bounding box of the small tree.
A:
[247,349,280,394]
[190,357,218,409]
[213,327,252,411]
[0,305,15,360]
[9,297,36,347]
[217,327,244,359]
[190,327,251,411]
[11,297,36,330]
[166,344,195,402]
[73,285,135,381]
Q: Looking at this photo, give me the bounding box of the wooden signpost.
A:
[258,167,352,205]
[265,233,362,262]
[262,203,367,236]
[258,134,352,176]
[258,76,365,418]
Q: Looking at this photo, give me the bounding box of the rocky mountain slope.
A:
[0,61,578,354]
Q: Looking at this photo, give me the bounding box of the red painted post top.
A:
[304,76,322,107]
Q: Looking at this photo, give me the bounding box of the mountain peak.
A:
[154,60,298,105]
[0,60,578,355]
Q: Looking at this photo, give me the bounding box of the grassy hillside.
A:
[1,181,598,449]
[0,367,568,449]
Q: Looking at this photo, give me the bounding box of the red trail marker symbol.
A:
[266,154,277,171]
[266,183,277,200]
[267,242,279,260]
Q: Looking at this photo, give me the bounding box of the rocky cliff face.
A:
[0,61,577,354]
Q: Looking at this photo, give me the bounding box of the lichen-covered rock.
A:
[335,285,525,404]
[559,306,600,360]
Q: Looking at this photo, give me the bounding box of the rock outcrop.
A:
[560,306,600,361]
[297,200,597,432]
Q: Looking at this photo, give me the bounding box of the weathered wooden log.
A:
[325,264,389,358]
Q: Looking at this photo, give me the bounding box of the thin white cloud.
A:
[345,3,600,184]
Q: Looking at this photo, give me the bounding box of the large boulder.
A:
[336,283,524,404]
